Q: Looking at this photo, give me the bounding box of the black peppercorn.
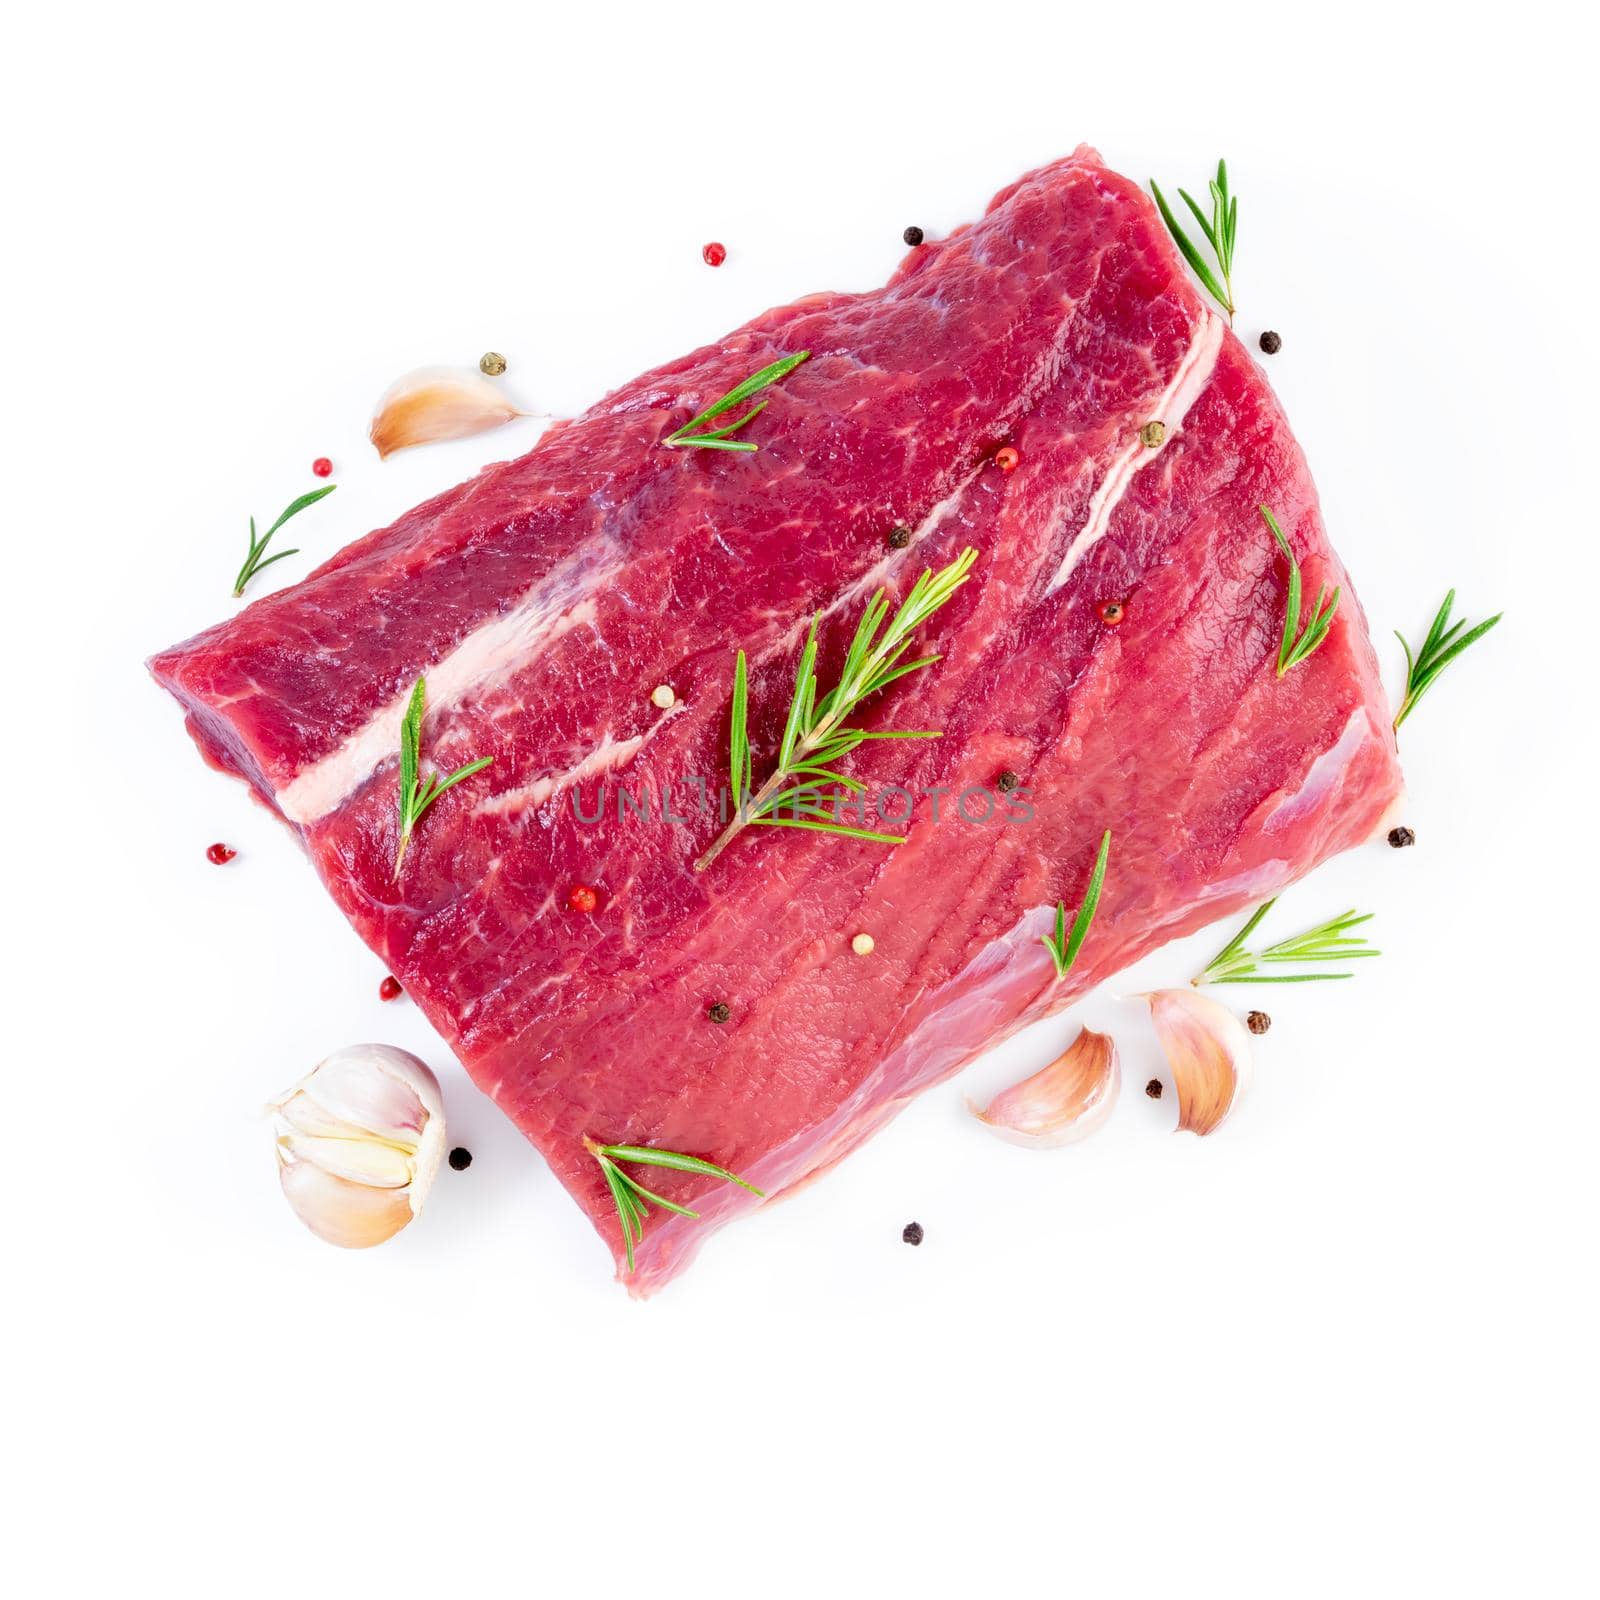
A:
[1246,1011,1271,1035]
[707,1001,731,1023]
[1388,826,1416,849]
[902,1220,924,1245]
[903,225,924,246]
[1258,330,1282,354]
[1144,1078,1163,1099]
[996,769,1019,792]
[448,1146,473,1170]
[888,525,911,549]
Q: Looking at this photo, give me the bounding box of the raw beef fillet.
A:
[151,146,1403,1293]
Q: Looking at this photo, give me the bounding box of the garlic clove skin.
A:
[268,1045,446,1248]
[969,1026,1120,1147]
[369,366,524,458]
[1144,989,1254,1136]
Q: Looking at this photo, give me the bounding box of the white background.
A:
[5,3,1596,1594]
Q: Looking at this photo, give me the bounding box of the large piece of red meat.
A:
[151,147,1402,1292]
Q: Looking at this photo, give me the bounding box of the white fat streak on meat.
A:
[275,463,981,830]
[273,232,1121,833]
[1191,858,1296,912]
[1046,309,1226,592]
[775,463,990,647]
[640,714,1389,1271]
[628,901,1059,1286]
[762,261,1102,652]
[293,468,980,831]
[274,568,612,825]
[635,699,1366,1279]
[1262,708,1376,833]
[776,905,1057,1186]
[471,724,662,818]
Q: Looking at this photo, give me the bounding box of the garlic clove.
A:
[282,1134,415,1189]
[287,1045,433,1142]
[277,1155,417,1249]
[969,1026,1120,1147]
[269,1045,446,1248]
[273,1089,373,1143]
[369,366,524,458]
[1144,989,1254,1136]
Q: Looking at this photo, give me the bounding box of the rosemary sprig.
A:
[695,547,980,872]
[232,484,335,597]
[1195,897,1379,985]
[585,1137,763,1273]
[1041,829,1112,979]
[1393,591,1502,730]
[1150,160,1237,323]
[664,351,810,452]
[1261,505,1340,676]
[393,676,493,875]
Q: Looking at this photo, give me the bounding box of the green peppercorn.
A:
[480,351,508,376]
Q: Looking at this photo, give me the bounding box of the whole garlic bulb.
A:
[268,1045,446,1248]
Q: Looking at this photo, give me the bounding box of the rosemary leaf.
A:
[615,1177,701,1219]
[1180,187,1220,251]
[1196,898,1379,985]
[1392,591,1502,730]
[664,352,810,451]
[778,765,866,792]
[232,483,335,597]
[393,675,494,875]
[587,1139,763,1273]
[729,650,751,812]
[779,624,820,769]
[1261,506,1340,676]
[600,1160,639,1231]
[1206,972,1354,985]
[242,547,300,579]
[598,1144,763,1191]
[1041,830,1112,980]
[695,547,979,872]
[399,676,421,817]
[1151,160,1236,322]
[751,815,908,844]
